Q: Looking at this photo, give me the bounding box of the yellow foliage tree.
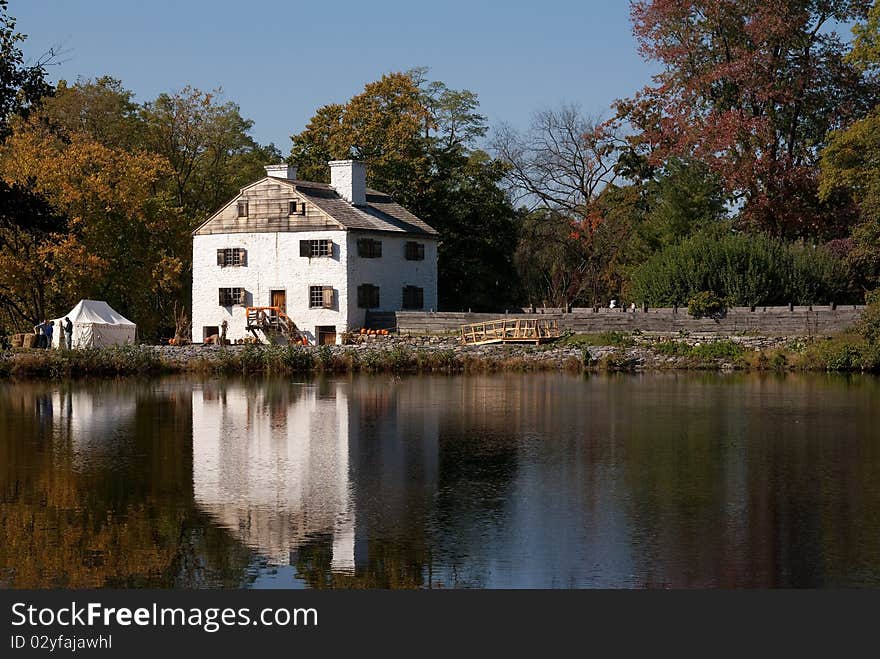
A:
[0,114,186,337]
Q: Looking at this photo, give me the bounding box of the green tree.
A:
[290,70,518,310]
[640,159,728,251]
[45,77,144,150]
[141,86,280,219]
[0,0,53,139]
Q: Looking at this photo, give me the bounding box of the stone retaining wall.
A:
[367,306,865,337]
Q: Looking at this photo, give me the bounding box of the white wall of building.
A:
[345,233,439,329]
[192,230,439,343]
[192,230,350,343]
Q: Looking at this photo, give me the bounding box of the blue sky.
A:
[15,0,655,150]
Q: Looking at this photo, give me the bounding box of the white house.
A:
[191,160,438,345]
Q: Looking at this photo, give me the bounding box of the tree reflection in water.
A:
[1,373,879,589]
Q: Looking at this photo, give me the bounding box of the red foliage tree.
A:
[616,0,876,238]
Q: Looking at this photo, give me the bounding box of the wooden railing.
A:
[460,318,561,345]
[246,306,299,341]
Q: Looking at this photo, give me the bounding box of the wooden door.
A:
[271,290,286,312]
[317,326,337,345]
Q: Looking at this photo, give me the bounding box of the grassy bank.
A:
[0,345,171,379]
[1,332,880,380]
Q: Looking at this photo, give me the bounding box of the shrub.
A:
[860,289,880,345]
[629,231,850,307]
[687,291,726,318]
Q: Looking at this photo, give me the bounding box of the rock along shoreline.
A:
[3,331,878,379]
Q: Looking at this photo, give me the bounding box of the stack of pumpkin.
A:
[359,328,390,337]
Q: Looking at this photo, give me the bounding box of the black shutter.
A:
[372,286,380,308]
[357,285,365,309]
[217,249,225,266]
[219,289,225,306]
[300,240,311,257]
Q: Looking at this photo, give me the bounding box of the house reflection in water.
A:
[191,380,440,579]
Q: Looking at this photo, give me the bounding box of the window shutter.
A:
[357,286,365,309]
[237,288,246,305]
[372,286,380,308]
[217,249,225,266]
[323,286,334,309]
[240,249,247,266]
[219,289,225,305]
[300,240,310,257]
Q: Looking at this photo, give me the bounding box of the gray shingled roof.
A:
[281,178,438,236]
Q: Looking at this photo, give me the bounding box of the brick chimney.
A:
[264,163,297,180]
[329,160,366,206]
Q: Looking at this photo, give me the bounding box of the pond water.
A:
[1,373,879,589]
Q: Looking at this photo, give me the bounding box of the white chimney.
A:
[264,163,297,180]
[329,160,366,206]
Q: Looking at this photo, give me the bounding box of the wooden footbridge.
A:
[460,318,561,346]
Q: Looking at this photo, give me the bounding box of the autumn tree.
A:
[820,2,880,292]
[0,0,58,330]
[140,86,280,218]
[290,70,520,310]
[616,0,877,239]
[291,72,432,209]
[0,113,179,337]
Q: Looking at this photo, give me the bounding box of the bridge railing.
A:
[460,318,560,345]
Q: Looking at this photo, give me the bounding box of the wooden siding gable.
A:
[193,178,346,236]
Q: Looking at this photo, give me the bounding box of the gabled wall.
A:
[194,178,341,235]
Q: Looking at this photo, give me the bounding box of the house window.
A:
[357,238,382,258]
[309,285,334,309]
[219,287,246,306]
[289,201,297,215]
[237,200,249,218]
[402,286,424,310]
[357,284,380,309]
[300,239,332,258]
[405,241,425,261]
[216,248,247,267]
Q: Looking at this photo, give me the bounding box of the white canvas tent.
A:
[51,300,137,348]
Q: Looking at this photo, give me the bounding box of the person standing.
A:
[33,321,45,349]
[64,317,73,349]
[43,319,53,349]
